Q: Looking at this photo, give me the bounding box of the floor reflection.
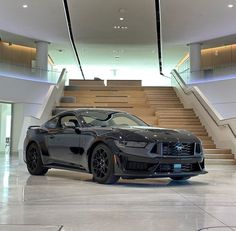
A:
[1,153,236,231]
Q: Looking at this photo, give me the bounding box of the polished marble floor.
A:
[1,153,236,231]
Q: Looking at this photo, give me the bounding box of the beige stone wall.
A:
[0,41,36,67]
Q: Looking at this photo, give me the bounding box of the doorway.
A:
[0,103,12,155]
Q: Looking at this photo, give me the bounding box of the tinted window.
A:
[60,115,79,127]
[44,117,59,129]
[79,111,147,127]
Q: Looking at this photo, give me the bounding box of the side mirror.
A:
[63,121,76,128]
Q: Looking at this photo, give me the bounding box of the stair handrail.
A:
[57,68,67,85]
[171,69,236,138]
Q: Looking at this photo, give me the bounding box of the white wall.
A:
[0,75,51,105]
[0,75,59,154]
[191,78,236,119]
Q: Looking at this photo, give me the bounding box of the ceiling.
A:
[0,0,236,78]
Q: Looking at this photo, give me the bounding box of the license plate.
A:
[174,164,182,169]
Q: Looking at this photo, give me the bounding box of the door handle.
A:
[49,135,55,139]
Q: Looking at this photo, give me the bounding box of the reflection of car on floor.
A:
[24,109,207,184]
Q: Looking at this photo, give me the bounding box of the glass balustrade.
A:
[178,64,236,84]
[0,62,62,84]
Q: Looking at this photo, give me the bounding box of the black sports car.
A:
[24,109,207,184]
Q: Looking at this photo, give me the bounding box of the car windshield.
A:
[79,111,148,127]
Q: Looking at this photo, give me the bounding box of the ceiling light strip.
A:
[154,0,164,76]
[62,0,85,80]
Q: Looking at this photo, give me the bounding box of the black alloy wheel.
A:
[26,143,48,175]
[91,144,119,184]
[170,176,191,181]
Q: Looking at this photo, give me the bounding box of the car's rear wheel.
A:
[170,176,191,181]
[91,144,120,184]
[26,143,48,175]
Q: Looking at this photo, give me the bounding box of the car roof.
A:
[55,108,128,117]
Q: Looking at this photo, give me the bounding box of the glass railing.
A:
[0,62,62,84]
[179,64,236,85]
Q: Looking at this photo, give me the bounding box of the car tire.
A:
[26,143,48,175]
[91,144,120,184]
[170,176,191,181]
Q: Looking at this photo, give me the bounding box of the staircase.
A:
[55,80,235,165]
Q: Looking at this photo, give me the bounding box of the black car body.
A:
[24,109,207,184]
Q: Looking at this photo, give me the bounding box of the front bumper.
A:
[114,151,207,178]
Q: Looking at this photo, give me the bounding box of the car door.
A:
[46,114,81,164]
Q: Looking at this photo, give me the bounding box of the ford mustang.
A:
[24,109,207,184]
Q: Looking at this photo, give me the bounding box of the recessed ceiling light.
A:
[120,17,124,21]
[228,4,234,8]
[113,25,128,30]
[22,4,28,8]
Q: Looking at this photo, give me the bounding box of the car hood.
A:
[113,126,200,143]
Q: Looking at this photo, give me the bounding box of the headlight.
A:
[115,140,147,148]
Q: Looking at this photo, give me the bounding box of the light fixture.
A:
[120,17,124,21]
[228,4,234,8]
[113,25,128,30]
[22,4,28,8]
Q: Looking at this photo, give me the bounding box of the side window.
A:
[45,117,59,129]
[112,116,139,126]
[60,115,79,127]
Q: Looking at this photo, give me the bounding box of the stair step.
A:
[60,96,76,103]
[203,144,216,149]
[190,132,209,136]
[151,105,184,109]
[69,80,105,86]
[197,136,213,142]
[60,103,137,108]
[157,115,198,119]
[146,97,180,103]
[156,109,193,113]
[205,154,234,159]
[120,108,155,116]
[158,124,205,130]
[158,121,201,125]
[65,91,145,97]
[146,96,178,99]
[107,80,142,87]
[202,140,215,145]
[206,159,236,165]
[204,149,232,154]
[157,111,195,115]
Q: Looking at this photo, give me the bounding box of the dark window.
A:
[59,115,79,128]
[44,117,59,129]
[79,111,148,127]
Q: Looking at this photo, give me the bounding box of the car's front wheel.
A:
[26,143,48,175]
[91,144,120,184]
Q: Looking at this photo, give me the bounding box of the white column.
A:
[189,43,201,72]
[35,41,49,70]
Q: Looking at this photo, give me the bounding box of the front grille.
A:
[157,163,199,173]
[125,161,150,171]
[162,142,194,156]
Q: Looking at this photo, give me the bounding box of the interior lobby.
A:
[1,0,236,230]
